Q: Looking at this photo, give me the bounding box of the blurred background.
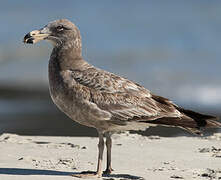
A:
[0,0,220,137]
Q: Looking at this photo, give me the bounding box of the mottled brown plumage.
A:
[24,19,221,177]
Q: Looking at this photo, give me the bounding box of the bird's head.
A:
[23,19,82,49]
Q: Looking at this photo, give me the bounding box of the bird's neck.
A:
[50,46,90,71]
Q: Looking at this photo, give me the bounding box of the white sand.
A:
[0,133,221,180]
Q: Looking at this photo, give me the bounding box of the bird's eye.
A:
[56,25,64,31]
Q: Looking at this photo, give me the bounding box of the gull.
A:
[23,19,221,178]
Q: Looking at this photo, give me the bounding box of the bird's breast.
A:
[48,58,98,128]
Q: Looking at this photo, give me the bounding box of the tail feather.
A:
[177,107,221,128]
[148,107,221,135]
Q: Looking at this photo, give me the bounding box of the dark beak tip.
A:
[26,38,34,44]
[24,33,31,39]
[23,33,33,44]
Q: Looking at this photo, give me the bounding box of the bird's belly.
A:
[107,121,157,132]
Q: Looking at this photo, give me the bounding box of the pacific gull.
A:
[23,19,221,178]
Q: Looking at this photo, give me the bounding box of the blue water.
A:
[0,1,220,135]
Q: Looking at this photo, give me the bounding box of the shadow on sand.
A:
[0,168,72,176]
[102,173,144,179]
[0,168,144,179]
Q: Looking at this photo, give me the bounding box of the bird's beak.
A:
[23,28,50,44]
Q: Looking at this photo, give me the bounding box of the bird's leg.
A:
[96,132,104,177]
[71,132,104,178]
[103,133,114,174]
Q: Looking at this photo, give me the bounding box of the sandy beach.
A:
[0,132,220,180]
